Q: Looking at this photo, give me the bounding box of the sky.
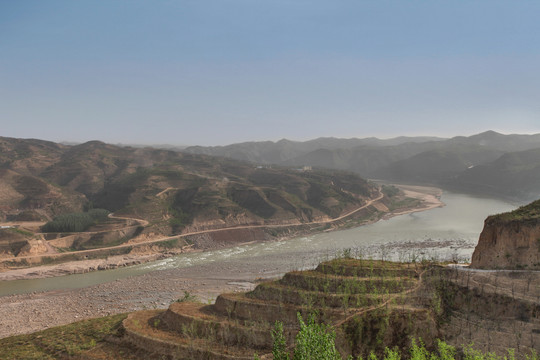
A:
[1,1,540,146]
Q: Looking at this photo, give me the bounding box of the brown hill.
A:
[0,136,379,246]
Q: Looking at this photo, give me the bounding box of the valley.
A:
[0,188,512,341]
[1,134,538,359]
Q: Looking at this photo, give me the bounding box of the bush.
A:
[293,313,342,360]
[267,313,342,360]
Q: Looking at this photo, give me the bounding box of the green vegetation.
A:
[256,313,341,360]
[3,255,540,359]
[0,313,127,359]
[387,197,422,212]
[41,208,110,233]
[1,136,384,242]
[175,290,200,303]
[265,318,535,360]
[292,313,342,360]
[491,199,540,222]
[229,186,277,218]
[381,185,400,198]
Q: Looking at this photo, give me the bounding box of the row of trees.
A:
[41,209,110,233]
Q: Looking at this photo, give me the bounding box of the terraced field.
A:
[117,258,438,359]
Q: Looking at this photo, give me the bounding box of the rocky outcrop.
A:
[17,238,48,257]
[471,200,540,269]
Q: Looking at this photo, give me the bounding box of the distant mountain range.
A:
[184,131,540,201]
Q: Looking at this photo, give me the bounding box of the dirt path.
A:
[333,266,426,328]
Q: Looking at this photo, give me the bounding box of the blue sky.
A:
[1,1,539,145]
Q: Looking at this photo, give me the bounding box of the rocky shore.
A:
[0,251,184,281]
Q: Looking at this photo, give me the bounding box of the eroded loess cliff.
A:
[471,199,540,269]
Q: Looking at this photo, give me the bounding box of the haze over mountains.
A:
[185,131,540,201]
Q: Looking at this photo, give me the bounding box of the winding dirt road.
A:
[3,191,384,263]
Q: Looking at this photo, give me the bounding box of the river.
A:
[0,191,517,297]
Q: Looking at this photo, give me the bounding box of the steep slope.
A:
[0,136,65,175]
[0,137,85,219]
[282,143,430,176]
[471,198,540,269]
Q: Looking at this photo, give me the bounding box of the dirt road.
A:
[3,191,384,263]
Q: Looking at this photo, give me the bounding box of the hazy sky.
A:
[1,1,540,146]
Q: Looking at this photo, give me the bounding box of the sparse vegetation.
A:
[0,313,127,359]
[175,291,200,303]
[490,199,540,222]
[2,255,540,359]
[267,323,528,360]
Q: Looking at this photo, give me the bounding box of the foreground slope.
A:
[3,257,540,359]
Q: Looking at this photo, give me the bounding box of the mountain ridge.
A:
[185,131,540,201]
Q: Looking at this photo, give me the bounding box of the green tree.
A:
[272,321,290,360]
[270,313,343,360]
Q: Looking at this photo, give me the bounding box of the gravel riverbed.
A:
[0,254,292,338]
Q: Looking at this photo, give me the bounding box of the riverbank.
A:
[0,185,442,282]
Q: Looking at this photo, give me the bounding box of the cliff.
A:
[471,199,540,269]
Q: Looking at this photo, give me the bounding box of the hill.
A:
[0,136,377,224]
[449,148,540,200]
[185,131,540,201]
